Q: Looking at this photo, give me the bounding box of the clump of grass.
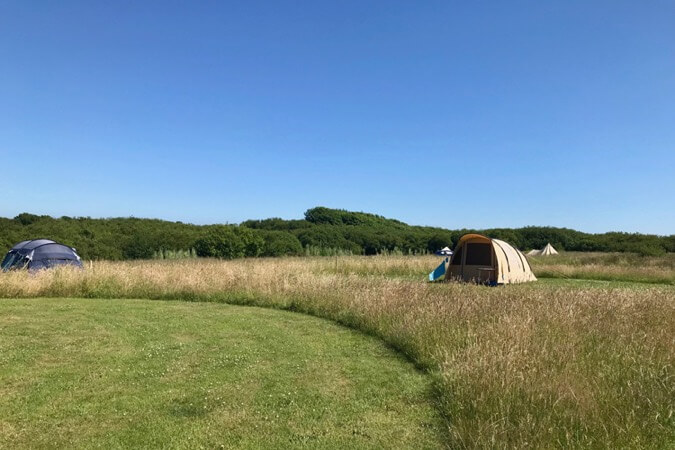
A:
[530,251,675,268]
[312,253,675,285]
[529,252,675,284]
[152,248,197,260]
[0,258,673,447]
[303,245,354,256]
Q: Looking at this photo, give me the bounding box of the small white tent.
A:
[540,243,558,256]
[527,243,558,256]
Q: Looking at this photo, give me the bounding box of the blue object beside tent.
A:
[428,257,449,282]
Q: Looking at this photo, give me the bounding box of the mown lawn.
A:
[0,298,444,449]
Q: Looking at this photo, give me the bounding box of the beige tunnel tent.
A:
[446,234,536,284]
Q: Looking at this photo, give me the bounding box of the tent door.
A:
[461,243,495,283]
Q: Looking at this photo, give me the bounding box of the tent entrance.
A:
[462,242,495,283]
[448,241,496,283]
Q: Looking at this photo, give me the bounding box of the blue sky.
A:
[1,1,673,234]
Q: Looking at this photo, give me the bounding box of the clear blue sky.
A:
[1,1,673,234]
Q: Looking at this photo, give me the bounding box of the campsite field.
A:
[0,254,673,448]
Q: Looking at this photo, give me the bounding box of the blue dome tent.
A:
[1,239,83,272]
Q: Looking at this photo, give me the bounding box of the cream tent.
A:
[539,243,558,256]
[446,234,536,284]
[527,243,559,256]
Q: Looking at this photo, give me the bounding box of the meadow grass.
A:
[528,252,675,285]
[310,252,675,285]
[0,298,443,449]
[0,256,673,448]
[531,251,675,268]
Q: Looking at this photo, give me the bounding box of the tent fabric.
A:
[2,239,82,272]
[540,243,558,255]
[11,239,56,250]
[445,234,536,284]
[435,246,453,256]
[527,243,559,257]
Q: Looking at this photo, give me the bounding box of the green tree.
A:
[194,227,246,259]
[260,231,303,256]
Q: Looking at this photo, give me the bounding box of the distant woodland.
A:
[1,207,672,260]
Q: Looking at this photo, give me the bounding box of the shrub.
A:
[426,232,453,253]
[194,227,264,259]
[194,227,245,259]
[261,231,303,257]
[122,233,155,259]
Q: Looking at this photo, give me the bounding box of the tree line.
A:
[0,207,672,260]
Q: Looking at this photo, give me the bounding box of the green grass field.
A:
[0,298,444,449]
[0,255,673,448]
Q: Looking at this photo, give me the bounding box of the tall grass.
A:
[529,252,675,284]
[303,245,354,256]
[152,248,198,260]
[530,251,675,268]
[309,253,675,285]
[1,257,673,448]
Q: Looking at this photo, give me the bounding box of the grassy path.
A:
[0,298,445,449]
